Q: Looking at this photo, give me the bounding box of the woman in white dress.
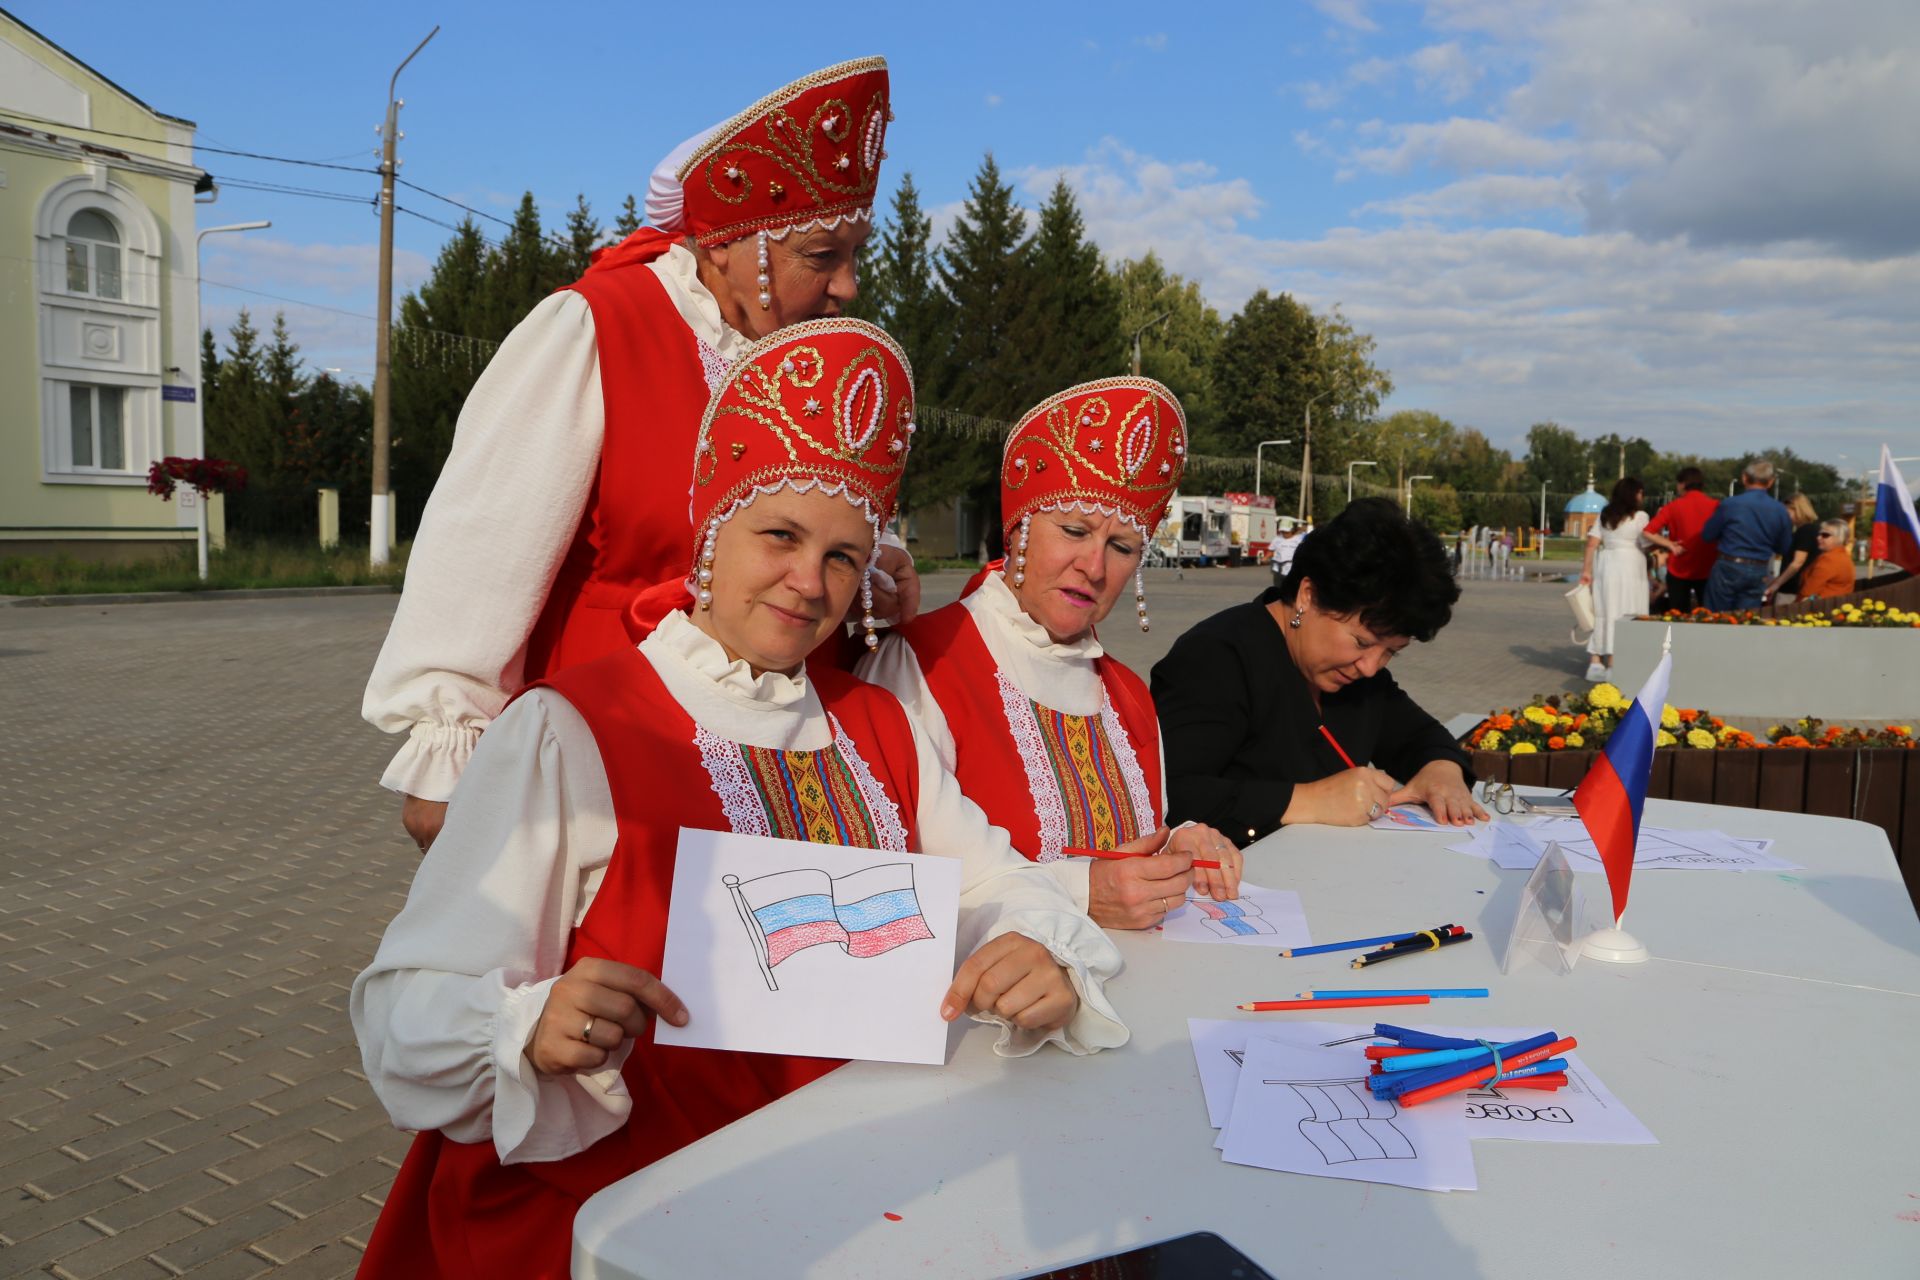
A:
[1580,477,1682,682]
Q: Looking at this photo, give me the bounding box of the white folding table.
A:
[575,799,1920,1278]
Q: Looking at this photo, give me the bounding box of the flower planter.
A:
[1469,746,1920,909]
[1610,619,1920,718]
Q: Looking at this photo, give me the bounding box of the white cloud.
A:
[1352,117,1570,174]
[1360,173,1580,220]
[1134,33,1168,52]
[1406,41,1480,101]
[985,92,1003,108]
[1313,0,1379,32]
[1035,142,1920,459]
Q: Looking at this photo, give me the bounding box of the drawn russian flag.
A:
[1192,900,1261,936]
[730,863,934,990]
[1870,445,1920,575]
[1573,638,1672,924]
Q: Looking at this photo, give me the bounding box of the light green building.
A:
[1,10,210,561]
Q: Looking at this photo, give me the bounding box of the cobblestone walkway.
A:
[0,569,1578,1275]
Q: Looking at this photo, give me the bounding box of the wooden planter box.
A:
[1610,619,1919,718]
[1469,747,1920,909]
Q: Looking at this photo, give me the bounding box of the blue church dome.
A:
[1564,485,1605,514]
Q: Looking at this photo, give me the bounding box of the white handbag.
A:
[1565,582,1596,643]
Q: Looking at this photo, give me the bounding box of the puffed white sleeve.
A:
[350,688,629,1165]
[361,291,603,802]
[906,719,1128,1057]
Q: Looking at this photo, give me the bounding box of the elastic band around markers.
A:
[1417,930,1441,950]
[1479,1039,1507,1086]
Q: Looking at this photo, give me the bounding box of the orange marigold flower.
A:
[1678,708,1699,723]
[1548,736,1566,750]
[1491,714,1515,731]
[1710,717,1725,729]
[1776,734,1812,749]
[1572,713,1588,729]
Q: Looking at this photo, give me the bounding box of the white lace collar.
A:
[640,611,825,750]
[654,243,750,363]
[972,570,1105,662]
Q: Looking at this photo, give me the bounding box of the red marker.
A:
[1062,846,1223,870]
[1235,995,1430,1012]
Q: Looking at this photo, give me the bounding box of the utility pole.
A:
[1129,311,1169,377]
[370,25,439,567]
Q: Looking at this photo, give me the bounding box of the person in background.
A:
[1795,519,1858,600]
[1152,498,1486,841]
[1580,477,1683,683]
[1271,518,1308,585]
[1453,526,1469,575]
[361,58,913,854]
[1701,459,1793,611]
[862,377,1242,930]
[1762,494,1822,604]
[1646,466,1720,612]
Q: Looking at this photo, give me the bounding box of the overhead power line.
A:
[0,106,378,172]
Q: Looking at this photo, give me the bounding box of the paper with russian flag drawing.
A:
[1870,444,1920,575]
[1572,636,1672,924]
[657,829,961,1065]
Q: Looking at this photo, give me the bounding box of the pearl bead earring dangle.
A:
[861,567,879,650]
[1010,515,1031,588]
[697,520,718,610]
[756,231,771,311]
[1135,564,1149,632]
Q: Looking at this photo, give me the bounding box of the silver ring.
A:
[1368,802,1381,819]
[581,1018,595,1044]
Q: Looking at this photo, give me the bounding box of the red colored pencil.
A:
[1235,995,1431,1012]
[1397,1037,1577,1107]
[1318,723,1359,769]
[1061,846,1223,870]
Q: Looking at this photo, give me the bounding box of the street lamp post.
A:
[1255,439,1293,497]
[371,25,440,568]
[193,220,271,581]
[1298,386,1335,523]
[1128,311,1170,377]
[1346,459,1377,502]
[1406,474,1435,515]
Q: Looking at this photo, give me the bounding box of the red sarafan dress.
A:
[357,647,920,1279]
[890,586,1163,863]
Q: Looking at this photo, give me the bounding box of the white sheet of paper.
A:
[1186,1018,1366,1129]
[1368,803,1453,831]
[1219,1039,1476,1191]
[656,828,962,1065]
[1413,1026,1658,1145]
[1452,818,1802,874]
[1157,881,1311,949]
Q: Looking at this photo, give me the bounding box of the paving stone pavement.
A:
[0,568,1578,1276]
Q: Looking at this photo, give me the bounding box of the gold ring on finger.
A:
[581,1017,595,1044]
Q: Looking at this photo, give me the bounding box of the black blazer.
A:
[1150,586,1470,841]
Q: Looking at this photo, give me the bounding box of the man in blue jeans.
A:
[1700,459,1793,610]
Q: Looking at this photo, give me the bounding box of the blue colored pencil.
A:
[1299,987,1489,1000]
[1280,931,1428,958]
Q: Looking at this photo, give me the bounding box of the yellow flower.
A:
[1510,742,1538,755]
[1481,730,1503,750]
[1523,705,1554,726]
[1557,715,1574,728]
[1590,683,1625,710]
[1566,732,1585,748]
[1660,704,1680,729]
[1686,728,1716,750]
[1657,730,1678,747]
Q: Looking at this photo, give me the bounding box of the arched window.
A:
[63,208,122,300]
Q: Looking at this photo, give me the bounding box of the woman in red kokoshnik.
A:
[363,58,922,852]
[861,378,1244,930]
[350,321,1125,1279]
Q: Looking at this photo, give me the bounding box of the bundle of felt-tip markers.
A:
[1364,1024,1579,1108]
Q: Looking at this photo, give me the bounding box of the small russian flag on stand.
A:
[1870,445,1920,575]
[1573,631,1673,942]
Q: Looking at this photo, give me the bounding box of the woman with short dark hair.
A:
[1151,498,1486,840]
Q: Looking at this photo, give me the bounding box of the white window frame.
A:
[61,209,125,302]
[54,381,148,475]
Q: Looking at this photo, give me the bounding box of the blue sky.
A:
[14,0,1917,474]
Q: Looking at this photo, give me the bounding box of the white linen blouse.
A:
[351,610,1128,1166]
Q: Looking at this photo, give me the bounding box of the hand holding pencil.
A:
[1081,827,1193,931]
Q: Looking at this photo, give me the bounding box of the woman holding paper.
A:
[1152,498,1485,838]
[859,377,1243,930]
[350,321,1125,1279]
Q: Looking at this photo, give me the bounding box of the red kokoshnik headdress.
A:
[651,57,891,249]
[1000,376,1189,541]
[687,318,915,646]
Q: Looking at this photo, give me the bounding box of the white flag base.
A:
[1581,925,1649,964]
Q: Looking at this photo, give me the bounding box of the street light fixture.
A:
[1128,311,1170,377]
[1255,439,1293,497]
[193,219,271,581]
[1346,459,1377,502]
[1406,474,1435,515]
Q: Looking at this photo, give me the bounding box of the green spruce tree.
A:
[613,193,643,237]
[1005,178,1121,406]
[562,194,601,279]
